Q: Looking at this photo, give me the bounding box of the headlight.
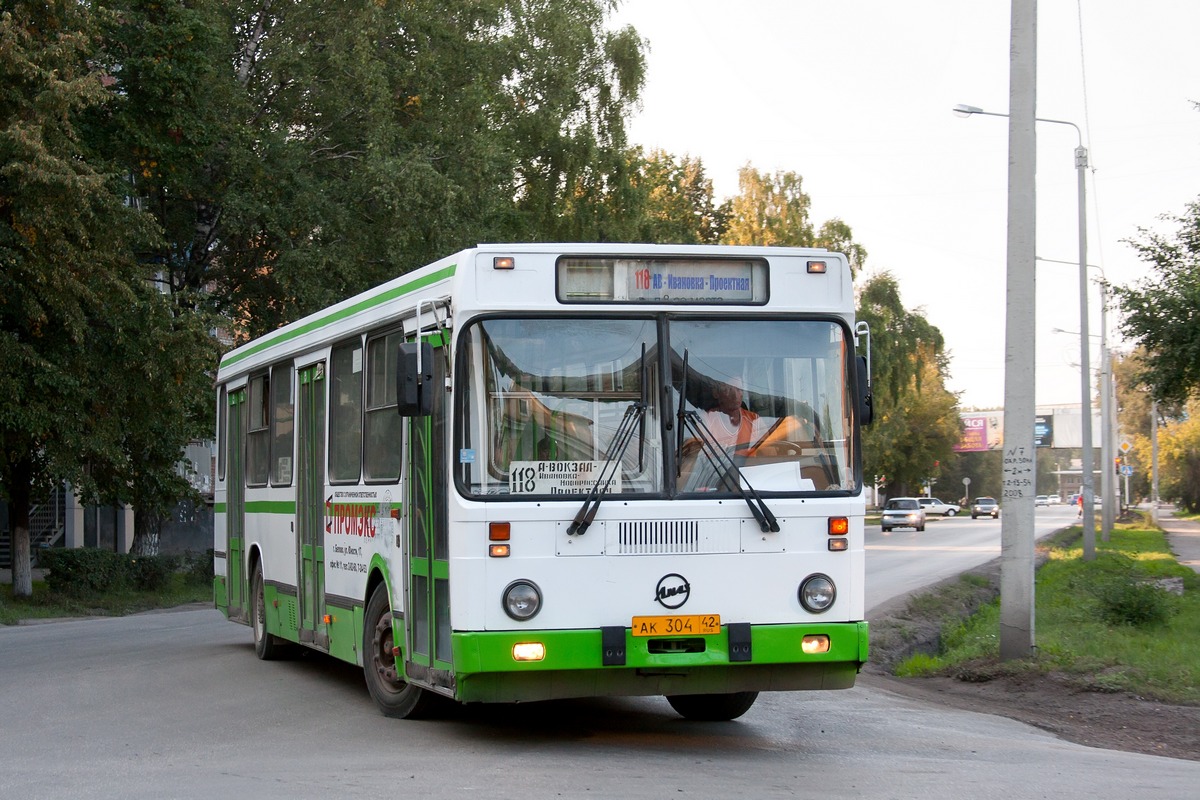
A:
[798,574,836,613]
[502,580,542,621]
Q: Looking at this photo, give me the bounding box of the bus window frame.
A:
[270,362,295,487]
[246,371,271,487]
[363,326,405,484]
[328,336,365,485]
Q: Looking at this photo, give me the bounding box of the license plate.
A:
[631,614,721,637]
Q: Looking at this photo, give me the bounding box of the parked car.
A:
[1035,495,1049,507]
[1047,494,1062,505]
[917,497,961,517]
[971,497,1000,519]
[881,497,927,531]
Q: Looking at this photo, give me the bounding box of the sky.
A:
[609,0,1200,410]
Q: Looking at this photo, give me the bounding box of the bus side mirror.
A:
[856,355,873,426]
[398,342,434,417]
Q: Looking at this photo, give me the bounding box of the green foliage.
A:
[905,524,1200,704]
[1091,577,1172,627]
[1080,553,1174,627]
[1,572,210,625]
[37,549,132,596]
[36,548,182,595]
[180,550,215,587]
[721,165,815,247]
[856,273,961,495]
[1113,198,1200,405]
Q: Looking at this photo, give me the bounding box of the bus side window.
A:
[247,373,270,486]
[364,331,403,481]
[217,386,227,481]
[270,363,294,486]
[330,340,363,482]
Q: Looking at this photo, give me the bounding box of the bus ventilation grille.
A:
[615,521,701,555]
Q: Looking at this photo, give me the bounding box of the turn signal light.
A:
[489,522,511,541]
[828,517,849,535]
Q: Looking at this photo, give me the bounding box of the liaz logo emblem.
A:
[654,573,690,609]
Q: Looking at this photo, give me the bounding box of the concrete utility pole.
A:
[999,0,1038,660]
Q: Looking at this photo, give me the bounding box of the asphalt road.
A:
[3,504,1197,799]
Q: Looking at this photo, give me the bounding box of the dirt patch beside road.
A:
[865,556,1200,762]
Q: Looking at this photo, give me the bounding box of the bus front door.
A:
[297,363,329,648]
[226,388,247,620]
[406,342,452,689]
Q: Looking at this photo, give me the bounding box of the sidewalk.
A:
[1157,505,1200,575]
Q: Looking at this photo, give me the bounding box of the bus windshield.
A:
[457,316,856,498]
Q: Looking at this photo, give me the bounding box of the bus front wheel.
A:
[364,582,434,719]
[666,691,758,721]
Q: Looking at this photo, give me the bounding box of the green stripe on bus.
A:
[245,500,297,514]
[220,264,457,369]
[213,502,226,513]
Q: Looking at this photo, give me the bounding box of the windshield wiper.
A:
[567,344,649,536]
[680,410,780,533]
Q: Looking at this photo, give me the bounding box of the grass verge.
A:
[893,513,1200,705]
[0,573,211,626]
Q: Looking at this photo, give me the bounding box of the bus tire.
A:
[251,562,287,661]
[666,691,758,721]
[364,582,434,719]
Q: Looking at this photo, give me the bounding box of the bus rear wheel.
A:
[364,582,434,719]
[251,562,288,660]
[666,691,758,721]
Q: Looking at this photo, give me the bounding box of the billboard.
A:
[1034,414,1053,447]
[954,412,1004,452]
[955,408,1098,452]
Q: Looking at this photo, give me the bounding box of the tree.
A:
[619,148,724,244]
[1154,395,1200,512]
[1112,199,1200,404]
[0,1,158,595]
[721,165,815,247]
[855,273,962,497]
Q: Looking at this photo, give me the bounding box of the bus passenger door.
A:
[406,341,452,688]
[226,388,247,619]
[297,363,328,648]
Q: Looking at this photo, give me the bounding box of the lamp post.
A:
[1042,259,1114,540]
[954,104,1096,561]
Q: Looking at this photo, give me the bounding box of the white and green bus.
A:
[214,243,873,720]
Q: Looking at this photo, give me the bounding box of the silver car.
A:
[881,497,927,532]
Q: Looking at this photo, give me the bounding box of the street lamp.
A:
[1042,258,1115,541]
[954,103,1097,561]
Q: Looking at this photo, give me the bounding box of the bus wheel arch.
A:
[363,581,435,719]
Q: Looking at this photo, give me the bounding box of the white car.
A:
[881,498,927,531]
[917,497,961,517]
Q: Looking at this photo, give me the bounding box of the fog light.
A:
[512,642,545,661]
[802,634,830,654]
[798,574,836,613]
[502,580,542,621]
